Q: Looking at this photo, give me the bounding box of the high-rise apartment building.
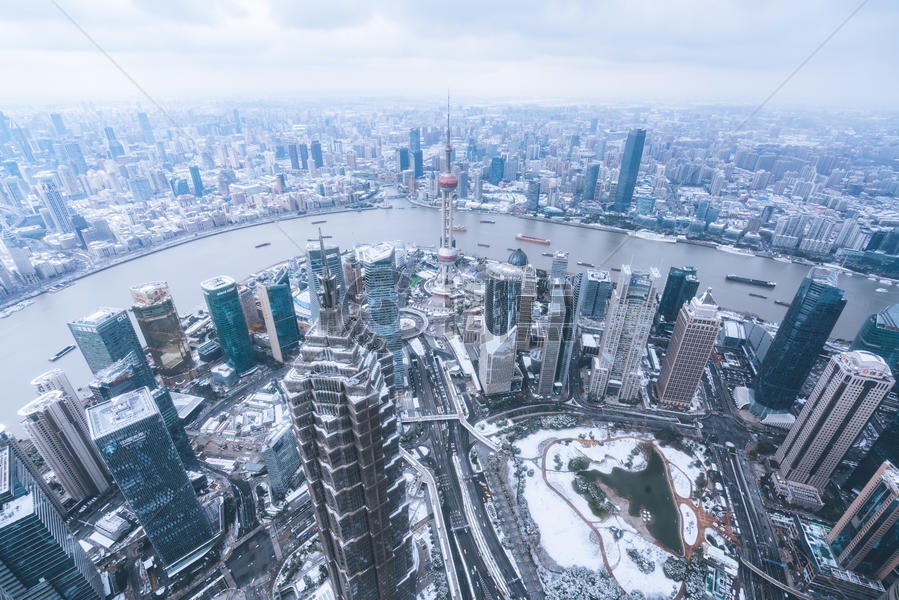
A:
[360,243,405,388]
[537,278,567,397]
[35,173,74,234]
[613,128,646,213]
[753,268,846,414]
[19,391,110,503]
[655,289,721,410]
[130,281,195,380]
[852,304,899,376]
[828,461,899,581]
[305,239,346,321]
[0,443,104,600]
[480,262,522,396]
[657,266,699,323]
[282,255,414,600]
[775,351,894,492]
[88,388,215,574]
[590,266,659,402]
[68,307,148,375]
[201,276,256,373]
[30,369,78,402]
[261,424,301,500]
[257,268,300,363]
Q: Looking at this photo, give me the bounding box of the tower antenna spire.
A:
[445,89,452,172]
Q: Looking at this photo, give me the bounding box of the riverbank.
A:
[1,205,379,311]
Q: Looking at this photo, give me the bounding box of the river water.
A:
[2,203,896,433]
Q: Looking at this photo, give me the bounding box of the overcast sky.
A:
[0,0,896,109]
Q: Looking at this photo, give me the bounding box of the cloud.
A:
[0,0,895,108]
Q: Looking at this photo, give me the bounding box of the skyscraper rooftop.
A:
[86,388,157,439]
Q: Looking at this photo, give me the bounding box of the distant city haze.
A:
[0,1,896,107]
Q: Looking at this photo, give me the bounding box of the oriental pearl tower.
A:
[433,93,458,298]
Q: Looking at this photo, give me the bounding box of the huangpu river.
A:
[1,202,896,433]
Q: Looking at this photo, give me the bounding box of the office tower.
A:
[434,101,459,298]
[852,304,899,376]
[130,281,195,380]
[0,443,104,600]
[846,412,899,492]
[342,253,363,304]
[397,147,410,172]
[201,276,256,373]
[655,289,721,410]
[306,238,346,321]
[310,140,323,169]
[12,126,34,162]
[525,179,540,213]
[537,279,567,396]
[50,112,66,135]
[409,127,420,152]
[298,142,309,169]
[287,143,300,170]
[775,351,894,492]
[583,163,600,202]
[38,175,74,233]
[613,128,646,213]
[189,165,204,197]
[828,461,899,581]
[658,266,699,323]
[0,427,65,514]
[753,268,846,414]
[88,351,156,403]
[282,253,415,600]
[550,251,569,281]
[412,149,423,178]
[239,284,261,329]
[1,229,35,280]
[361,243,405,388]
[68,307,147,375]
[19,391,110,503]
[590,266,660,402]
[480,263,523,396]
[104,126,124,158]
[257,268,300,363]
[489,156,504,185]
[137,111,154,143]
[517,264,537,352]
[261,424,301,499]
[579,270,613,319]
[88,389,214,574]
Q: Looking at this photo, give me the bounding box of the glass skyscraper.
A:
[360,243,404,388]
[189,165,203,197]
[0,443,103,600]
[68,307,148,375]
[851,304,899,376]
[305,240,346,321]
[87,388,214,574]
[89,354,198,470]
[658,266,699,323]
[261,424,302,500]
[613,128,646,213]
[579,270,613,319]
[130,282,195,380]
[484,262,522,337]
[845,412,899,492]
[201,276,256,373]
[583,163,600,202]
[257,268,300,363]
[753,267,846,414]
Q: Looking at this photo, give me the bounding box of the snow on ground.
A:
[670,468,691,499]
[511,426,605,458]
[704,527,727,549]
[522,457,606,571]
[599,515,679,599]
[659,446,703,488]
[577,437,647,474]
[475,420,506,437]
[546,468,595,520]
[680,503,697,546]
[408,496,430,525]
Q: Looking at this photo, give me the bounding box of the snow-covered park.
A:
[492,419,724,599]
